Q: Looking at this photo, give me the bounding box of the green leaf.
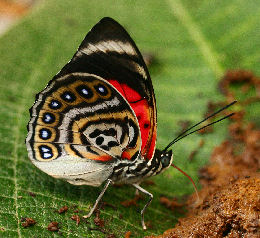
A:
[0,0,259,237]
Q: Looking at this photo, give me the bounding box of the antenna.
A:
[163,101,237,151]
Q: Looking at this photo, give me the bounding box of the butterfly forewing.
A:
[55,17,157,160]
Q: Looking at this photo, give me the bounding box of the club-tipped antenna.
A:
[164,101,237,152]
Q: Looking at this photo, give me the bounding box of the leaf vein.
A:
[166,0,225,78]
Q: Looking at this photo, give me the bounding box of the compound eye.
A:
[161,154,171,167]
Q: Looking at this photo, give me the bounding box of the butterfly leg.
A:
[83,179,112,219]
[133,184,153,230]
[135,183,140,196]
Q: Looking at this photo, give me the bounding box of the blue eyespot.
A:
[39,145,53,159]
[42,113,55,124]
[49,100,61,109]
[98,86,105,93]
[61,91,76,102]
[76,85,93,99]
[81,88,88,95]
[39,128,51,140]
[94,84,108,96]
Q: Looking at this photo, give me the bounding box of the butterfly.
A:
[26,17,235,229]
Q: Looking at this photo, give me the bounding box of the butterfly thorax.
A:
[109,149,173,184]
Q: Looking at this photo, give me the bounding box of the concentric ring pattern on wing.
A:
[26,73,142,168]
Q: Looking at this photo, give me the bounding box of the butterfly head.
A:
[160,150,173,169]
[153,149,173,171]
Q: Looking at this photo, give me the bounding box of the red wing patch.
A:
[107,79,142,102]
[108,79,156,160]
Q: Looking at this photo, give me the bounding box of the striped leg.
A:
[83,179,112,218]
[133,184,153,230]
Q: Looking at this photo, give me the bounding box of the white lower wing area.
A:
[32,155,113,187]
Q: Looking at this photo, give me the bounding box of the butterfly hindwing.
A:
[26,73,141,185]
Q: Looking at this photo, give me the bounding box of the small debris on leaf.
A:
[218,69,260,96]
[47,221,59,232]
[124,231,132,238]
[106,234,116,238]
[28,192,36,197]
[100,201,117,210]
[145,221,153,229]
[71,215,80,225]
[143,180,155,186]
[71,204,78,209]
[21,218,36,228]
[58,205,68,214]
[120,194,142,207]
[89,227,107,234]
[94,209,105,227]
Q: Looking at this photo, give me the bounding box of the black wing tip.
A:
[80,17,122,45]
[96,17,125,30]
[99,17,118,24]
